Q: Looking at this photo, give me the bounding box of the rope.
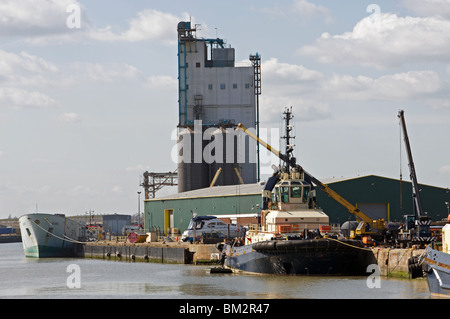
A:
[416,248,431,266]
[28,217,86,244]
[326,237,373,251]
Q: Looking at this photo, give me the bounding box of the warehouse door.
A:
[357,203,389,221]
[164,209,174,235]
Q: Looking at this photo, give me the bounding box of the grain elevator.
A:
[176,21,261,192]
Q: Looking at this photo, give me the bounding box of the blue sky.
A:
[1,0,450,218]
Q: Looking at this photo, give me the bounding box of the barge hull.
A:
[226,239,376,275]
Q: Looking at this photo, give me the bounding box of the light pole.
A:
[138,191,141,230]
[445,202,450,221]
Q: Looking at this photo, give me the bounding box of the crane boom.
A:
[237,123,282,159]
[398,110,425,219]
[306,175,373,224]
[397,110,433,246]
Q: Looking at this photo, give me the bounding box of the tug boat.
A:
[222,107,376,275]
[222,169,376,275]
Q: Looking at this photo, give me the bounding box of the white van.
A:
[181,216,245,243]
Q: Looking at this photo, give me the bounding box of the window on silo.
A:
[220,84,226,90]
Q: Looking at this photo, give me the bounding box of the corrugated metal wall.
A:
[315,175,450,224]
[144,194,261,234]
[145,175,449,233]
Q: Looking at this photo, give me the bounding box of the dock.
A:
[83,241,425,278]
[372,247,425,278]
[83,241,220,265]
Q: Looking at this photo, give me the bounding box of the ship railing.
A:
[330,223,341,234]
[247,223,264,233]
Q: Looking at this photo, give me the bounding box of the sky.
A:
[1,0,450,219]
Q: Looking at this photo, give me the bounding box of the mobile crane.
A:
[236,121,386,240]
[397,110,434,247]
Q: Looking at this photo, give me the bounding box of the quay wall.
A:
[83,242,424,278]
[83,242,220,265]
[371,247,425,278]
[83,243,195,264]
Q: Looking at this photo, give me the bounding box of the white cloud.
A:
[325,71,443,101]
[74,62,141,82]
[260,58,330,123]
[263,57,323,83]
[0,50,58,74]
[297,13,450,68]
[254,0,332,24]
[0,50,60,87]
[403,0,450,18]
[0,87,56,109]
[143,75,177,90]
[0,0,82,36]
[292,0,333,23]
[1,4,190,46]
[259,58,445,123]
[59,112,81,123]
[260,95,331,123]
[90,9,190,44]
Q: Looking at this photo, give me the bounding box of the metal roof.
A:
[147,174,448,202]
[147,182,265,201]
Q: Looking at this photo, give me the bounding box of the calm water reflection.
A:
[0,243,430,299]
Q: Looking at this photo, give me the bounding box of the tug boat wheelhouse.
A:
[222,107,376,275]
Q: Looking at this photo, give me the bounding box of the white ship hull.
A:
[19,213,86,258]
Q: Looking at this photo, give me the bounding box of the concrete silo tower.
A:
[176,21,260,192]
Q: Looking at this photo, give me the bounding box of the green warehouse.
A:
[144,175,450,235]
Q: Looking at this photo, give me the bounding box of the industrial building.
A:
[144,175,450,234]
[102,214,131,236]
[176,21,261,192]
[145,183,262,234]
[144,22,450,236]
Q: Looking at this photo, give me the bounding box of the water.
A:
[0,242,430,299]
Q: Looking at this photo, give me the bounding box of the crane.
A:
[397,110,433,247]
[236,122,385,239]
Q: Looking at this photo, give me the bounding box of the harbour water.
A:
[0,242,431,300]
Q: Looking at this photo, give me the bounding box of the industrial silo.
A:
[208,127,240,186]
[177,127,210,193]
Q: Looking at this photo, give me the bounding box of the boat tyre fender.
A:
[407,255,423,279]
[253,241,277,252]
[216,242,224,252]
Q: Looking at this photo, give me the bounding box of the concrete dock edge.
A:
[83,242,425,278]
